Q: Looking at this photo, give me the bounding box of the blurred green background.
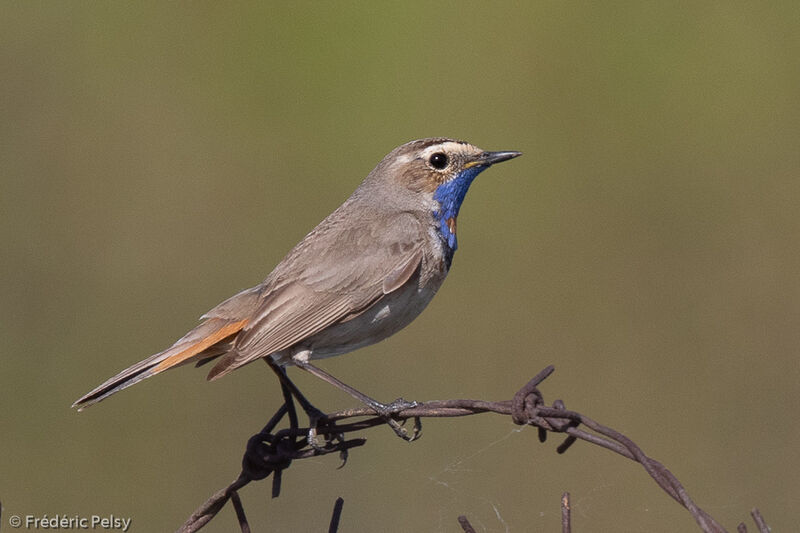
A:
[2,2,798,532]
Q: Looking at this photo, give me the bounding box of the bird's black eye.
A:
[429,152,448,170]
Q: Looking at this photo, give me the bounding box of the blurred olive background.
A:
[2,2,799,532]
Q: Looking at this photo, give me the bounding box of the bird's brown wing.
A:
[206,210,427,379]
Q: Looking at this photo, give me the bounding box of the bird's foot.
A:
[384,397,418,412]
[371,397,421,442]
[306,409,327,451]
[305,408,347,453]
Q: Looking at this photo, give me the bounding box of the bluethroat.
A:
[74,138,521,439]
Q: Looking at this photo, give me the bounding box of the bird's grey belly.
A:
[280,281,441,364]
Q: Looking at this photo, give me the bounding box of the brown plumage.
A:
[73,138,520,410]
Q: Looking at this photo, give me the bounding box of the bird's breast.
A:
[297,264,446,361]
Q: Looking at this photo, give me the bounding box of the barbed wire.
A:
[177,366,769,533]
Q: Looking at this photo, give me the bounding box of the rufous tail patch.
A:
[152,319,248,373]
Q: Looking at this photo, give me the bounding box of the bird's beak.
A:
[464,150,523,169]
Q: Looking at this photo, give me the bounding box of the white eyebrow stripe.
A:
[419,142,466,159]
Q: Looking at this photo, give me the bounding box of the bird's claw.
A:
[372,398,421,442]
[385,415,422,441]
[306,412,346,453]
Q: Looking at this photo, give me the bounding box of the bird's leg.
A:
[265,359,332,450]
[291,359,420,442]
[266,358,325,420]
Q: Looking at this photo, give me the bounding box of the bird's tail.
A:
[72,317,248,410]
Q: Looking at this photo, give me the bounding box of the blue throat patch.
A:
[432,165,487,259]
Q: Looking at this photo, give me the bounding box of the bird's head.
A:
[367,138,521,253]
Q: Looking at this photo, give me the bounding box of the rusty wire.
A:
[176,366,768,533]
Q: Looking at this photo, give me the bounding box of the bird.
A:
[73,138,521,438]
